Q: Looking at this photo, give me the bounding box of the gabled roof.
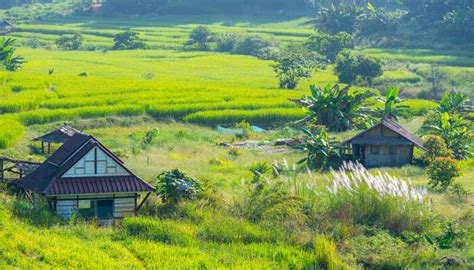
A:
[0,20,12,27]
[17,133,154,196]
[342,119,425,149]
[33,125,81,144]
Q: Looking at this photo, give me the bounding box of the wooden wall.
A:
[53,193,136,220]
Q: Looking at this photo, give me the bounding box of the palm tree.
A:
[293,84,373,132]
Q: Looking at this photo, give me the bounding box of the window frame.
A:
[371,145,380,155]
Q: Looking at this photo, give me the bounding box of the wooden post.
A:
[48,142,51,155]
[41,141,44,154]
[0,158,3,182]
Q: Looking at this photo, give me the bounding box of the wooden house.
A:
[17,133,155,221]
[0,20,13,34]
[342,119,425,167]
[33,125,80,155]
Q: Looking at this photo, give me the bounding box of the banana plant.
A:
[430,112,472,160]
[294,128,342,170]
[0,38,25,71]
[373,86,408,120]
[438,91,472,115]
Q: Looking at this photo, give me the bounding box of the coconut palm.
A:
[294,84,373,132]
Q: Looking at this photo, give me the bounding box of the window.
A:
[389,146,398,155]
[371,145,380,155]
[78,200,95,218]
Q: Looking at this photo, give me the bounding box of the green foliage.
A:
[55,32,83,50]
[312,235,340,270]
[297,84,372,131]
[113,31,146,50]
[446,183,469,204]
[427,157,461,190]
[373,86,407,120]
[232,36,278,59]
[438,91,472,115]
[155,169,204,203]
[334,50,383,85]
[314,1,362,34]
[305,31,353,63]
[214,32,241,52]
[186,26,213,51]
[421,135,453,162]
[234,120,252,140]
[273,46,319,89]
[122,217,194,246]
[429,112,472,160]
[294,128,341,170]
[249,162,271,183]
[0,38,25,71]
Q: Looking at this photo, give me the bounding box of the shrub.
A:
[334,50,383,85]
[305,31,353,63]
[155,169,204,203]
[427,157,460,190]
[122,217,194,246]
[186,26,212,51]
[312,234,340,270]
[446,183,469,204]
[232,36,277,59]
[55,32,83,50]
[227,148,241,159]
[421,135,452,162]
[113,31,146,50]
[273,47,319,89]
[234,120,251,139]
[215,32,241,52]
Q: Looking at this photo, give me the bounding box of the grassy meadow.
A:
[0,15,472,268]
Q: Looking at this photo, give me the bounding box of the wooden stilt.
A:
[48,142,51,154]
[41,141,44,154]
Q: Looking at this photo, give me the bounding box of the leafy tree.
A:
[55,32,83,50]
[427,157,460,190]
[186,26,213,51]
[429,112,472,160]
[305,31,353,63]
[373,86,407,120]
[155,169,204,203]
[273,47,320,89]
[296,84,372,131]
[0,38,24,71]
[294,128,341,170]
[113,31,146,50]
[314,1,362,34]
[334,50,383,85]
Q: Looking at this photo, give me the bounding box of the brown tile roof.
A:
[17,133,154,196]
[342,119,425,149]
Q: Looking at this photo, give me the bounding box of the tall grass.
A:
[325,162,430,234]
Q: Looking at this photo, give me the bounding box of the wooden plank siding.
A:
[53,193,137,220]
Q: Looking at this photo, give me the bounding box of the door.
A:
[96,199,114,219]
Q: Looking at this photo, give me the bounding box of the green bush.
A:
[186,26,213,51]
[305,31,353,63]
[421,135,453,162]
[122,217,194,246]
[55,32,83,50]
[113,31,146,50]
[427,157,461,190]
[232,36,277,59]
[155,169,204,203]
[334,50,383,85]
[215,32,241,52]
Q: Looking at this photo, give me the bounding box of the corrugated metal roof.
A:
[33,125,81,143]
[45,176,153,195]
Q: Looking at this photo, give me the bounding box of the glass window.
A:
[78,200,95,218]
[371,145,380,154]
